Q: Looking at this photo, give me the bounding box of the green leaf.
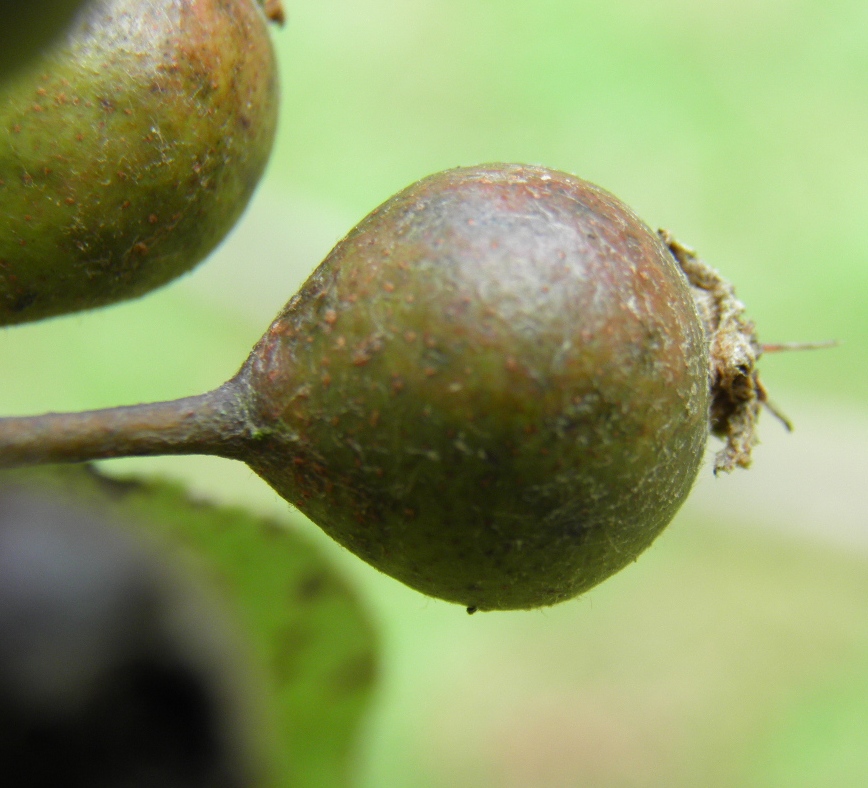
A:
[0,464,378,787]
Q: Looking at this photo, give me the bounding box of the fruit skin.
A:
[240,164,710,611]
[0,0,278,325]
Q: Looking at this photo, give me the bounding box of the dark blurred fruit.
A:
[0,0,279,325]
[0,463,379,787]
[0,482,260,787]
[0,164,716,612]
[0,0,87,77]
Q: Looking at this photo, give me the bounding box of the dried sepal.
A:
[659,230,787,474]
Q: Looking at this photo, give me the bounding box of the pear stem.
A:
[0,380,253,469]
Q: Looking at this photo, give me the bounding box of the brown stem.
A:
[0,380,254,469]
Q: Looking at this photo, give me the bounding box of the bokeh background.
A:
[1,0,867,784]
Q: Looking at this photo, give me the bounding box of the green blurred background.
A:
[1,0,867,784]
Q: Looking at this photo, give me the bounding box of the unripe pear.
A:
[0,165,783,611]
[242,165,710,609]
[0,0,279,325]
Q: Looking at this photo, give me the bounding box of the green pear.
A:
[0,165,780,611]
[239,164,711,610]
[0,0,279,325]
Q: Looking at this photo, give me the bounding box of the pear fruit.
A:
[0,0,279,325]
[0,165,774,611]
[239,164,711,609]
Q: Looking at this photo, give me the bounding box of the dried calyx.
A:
[660,231,771,474]
[660,231,834,474]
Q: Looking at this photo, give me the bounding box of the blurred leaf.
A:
[0,464,379,787]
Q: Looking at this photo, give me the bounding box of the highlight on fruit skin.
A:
[0,163,779,612]
[0,0,280,325]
